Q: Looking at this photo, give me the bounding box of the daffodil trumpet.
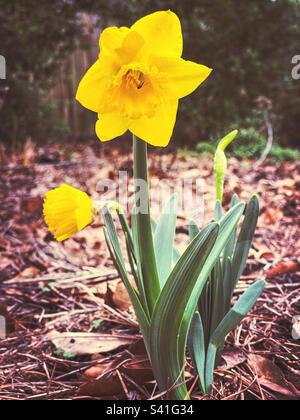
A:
[43,11,264,400]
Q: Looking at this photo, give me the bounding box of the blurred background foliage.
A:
[0,0,299,160]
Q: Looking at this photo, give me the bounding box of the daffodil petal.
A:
[129,99,178,147]
[151,56,213,99]
[75,205,93,231]
[55,233,73,242]
[76,60,110,113]
[99,26,130,55]
[95,113,128,142]
[131,11,183,59]
[115,30,145,65]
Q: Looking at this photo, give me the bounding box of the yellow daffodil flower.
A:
[43,184,93,241]
[76,10,212,147]
[43,184,122,241]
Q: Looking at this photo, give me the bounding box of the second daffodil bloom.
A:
[43,184,93,241]
[43,184,122,242]
[76,10,212,147]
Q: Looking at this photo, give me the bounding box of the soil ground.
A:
[0,140,299,400]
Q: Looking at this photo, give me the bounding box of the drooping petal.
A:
[76,60,111,113]
[131,11,183,59]
[95,113,128,142]
[151,56,213,99]
[129,99,178,147]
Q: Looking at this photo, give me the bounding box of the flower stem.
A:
[133,135,160,316]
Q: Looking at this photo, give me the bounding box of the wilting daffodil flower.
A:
[76,10,212,147]
[43,184,120,241]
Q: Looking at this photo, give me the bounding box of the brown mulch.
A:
[0,140,299,400]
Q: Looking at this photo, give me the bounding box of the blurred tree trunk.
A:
[49,12,99,139]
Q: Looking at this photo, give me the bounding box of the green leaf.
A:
[178,203,245,371]
[189,220,200,241]
[102,208,125,266]
[223,257,232,314]
[124,232,150,319]
[154,194,178,287]
[205,279,265,392]
[188,312,206,394]
[209,259,225,338]
[154,214,181,264]
[198,277,211,348]
[215,200,223,221]
[173,247,181,264]
[150,222,219,399]
[231,195,259,291]
[151,216,157,234]
[222,194,239,264]
[132,210,143,281]
[102,209,151,352]
[117,209,136,262]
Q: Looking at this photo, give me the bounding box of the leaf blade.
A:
[102,209,151,351]
[150,222,219,399]
[178,203,245,369]
[205,279,265,391]
[188,312,206,394]
[231,195,259,291]
[154,194,178,287]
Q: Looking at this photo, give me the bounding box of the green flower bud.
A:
[214,130,238,202]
